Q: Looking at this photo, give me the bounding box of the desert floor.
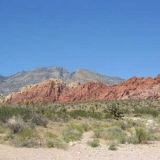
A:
[0,132,160,160]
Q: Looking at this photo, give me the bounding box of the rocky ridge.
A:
[4,75,160,104]
[0,67,123,95]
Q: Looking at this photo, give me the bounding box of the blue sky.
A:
[0,0,159,78]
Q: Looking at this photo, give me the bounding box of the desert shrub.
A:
[117,121,129,130]
[46,132,58,139]
[69,110,103,120]
[116,119,141,131]
[105,103,124,120]
[127,135,139,144]
[4,133,14,142]
[46,132,67,148]
[100,127,127,144]
[88,138,100,148]
[31,114,48,127]
[7,117,26,134]
[150,132,160,141]
[108,142,118,151]
[80,122,91,132]
[63,128,82,143]
[135,127,150,144]
[134,107,159,117]
[11,128,40,147]
[69,110,88,119]
[67,123,87,133]
[94,128,104,138]
[128,127,150,144]
[0,124,7,134]
[0,105,18,122]
[14,138,39,148]
[0,105,33,122]
[43,107,70,122]
[56,108,70,122]
[47,138,67,149]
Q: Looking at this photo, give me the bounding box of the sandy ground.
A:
[0,132,160,160]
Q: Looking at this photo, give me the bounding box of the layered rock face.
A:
[4,75,160,104]
[5,79,66,104]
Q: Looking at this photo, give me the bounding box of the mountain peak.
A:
[0,67,124,95]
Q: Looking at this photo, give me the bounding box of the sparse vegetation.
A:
[11,128,40,147]
[135,127,150,144]
[108,142,118,151]
[63,128,82,143]
[7,117,26,134]
[0,100,160,148]
[88,138,100,147]
[31,114,48,127]
[47,137,67,149]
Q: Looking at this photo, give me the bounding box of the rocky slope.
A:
[4,75,160,104]
[0,75,6,83]
[0,67,123,95]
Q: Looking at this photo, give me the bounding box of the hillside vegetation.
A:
[0,100,160,149]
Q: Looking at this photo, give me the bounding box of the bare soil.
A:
[0,132,160,160]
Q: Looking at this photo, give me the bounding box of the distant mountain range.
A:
[0,67,124,95]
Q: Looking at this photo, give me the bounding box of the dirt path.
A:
[0,132,160,160]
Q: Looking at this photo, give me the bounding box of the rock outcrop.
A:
[4,75,160,104]
[5,79,66,104]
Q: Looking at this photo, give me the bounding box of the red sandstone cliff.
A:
[4,75,160,104]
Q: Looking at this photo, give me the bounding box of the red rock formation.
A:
[5,79,66,104]
[4,75,160,104]
[59,82,110,103]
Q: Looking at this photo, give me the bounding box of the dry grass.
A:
[0,100,160,148]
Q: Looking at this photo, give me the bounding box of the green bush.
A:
[106,103,124,120]
[128,127,150,144]
[135,127,150,144]
[134,107,159,117]
[47,138,67,149]
[31,114,48,127]
[11,128,40,147]
[108,142,118,151]
[67,123,86,133]
[0,124,7,134]
[100,127,127,144]
[127,135,139,144]
[69,110,103,120]
[88,139,100,148]
[0,105,32,122]
[94,128,104,138]
[63,128,82,143]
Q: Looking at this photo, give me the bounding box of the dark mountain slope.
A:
[0,67,124,95]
